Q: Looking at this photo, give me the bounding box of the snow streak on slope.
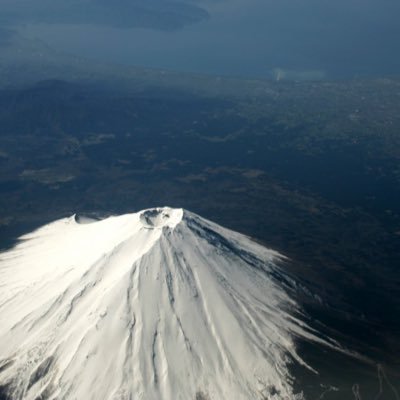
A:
[0,208,335,400]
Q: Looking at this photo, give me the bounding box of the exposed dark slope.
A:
[0,80,399,398]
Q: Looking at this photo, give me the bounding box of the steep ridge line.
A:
[0,207,355,400]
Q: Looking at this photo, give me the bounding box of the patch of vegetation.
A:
[0,78,399,397]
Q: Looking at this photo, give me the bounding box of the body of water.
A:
[19,0,400,79]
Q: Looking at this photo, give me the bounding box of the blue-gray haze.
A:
[1,0,400,79]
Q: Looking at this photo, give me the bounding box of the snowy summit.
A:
[0,207,335,400]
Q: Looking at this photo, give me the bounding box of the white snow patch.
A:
[139,207,183,229]
[0,207,336,400]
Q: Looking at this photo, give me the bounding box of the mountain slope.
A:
[0,207,340,400]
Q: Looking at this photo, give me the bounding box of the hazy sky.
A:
[2,0,400,79]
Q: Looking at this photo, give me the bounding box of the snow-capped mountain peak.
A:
[139,207,183,229]
[0,207,338,400]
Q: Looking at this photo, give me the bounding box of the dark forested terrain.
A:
[0,77,399,398]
